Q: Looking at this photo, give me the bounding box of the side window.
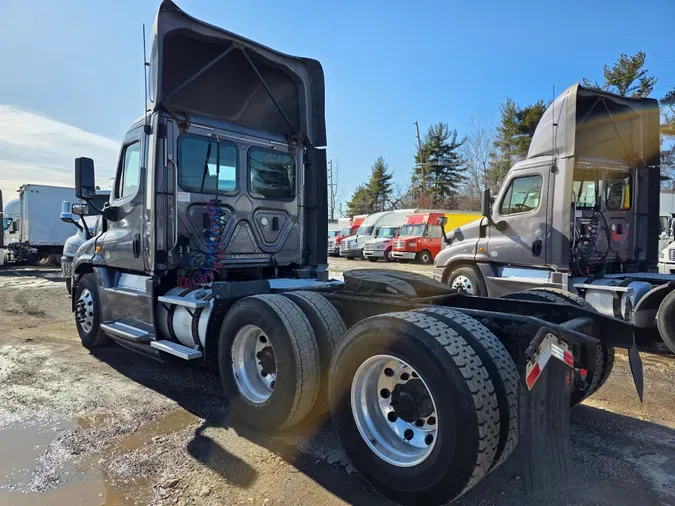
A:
[249,147,296,200]
[116,142,141,200]
[500,175,543,215]
[427,225,443,238]
[178,135,237,194]
[605,173,631,211]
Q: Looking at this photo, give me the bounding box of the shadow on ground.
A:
[90,345,675,506]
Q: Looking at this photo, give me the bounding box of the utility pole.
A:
[414,121,425,200]
[327,159,337,221]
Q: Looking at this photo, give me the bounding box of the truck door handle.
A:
[133,233,141,258]
[532,239,542,257]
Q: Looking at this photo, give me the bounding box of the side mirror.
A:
[436,216,449,244]
[71,203,91,216]
[12,221,18,233]
[60,201,73,222]
[75,157,97,199]
[481,189,492,217]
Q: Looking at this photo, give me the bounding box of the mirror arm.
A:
[62,217,83,232]
[79,216,91,240]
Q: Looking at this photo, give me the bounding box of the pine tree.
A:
[365,157,393,212]
[582,51,657,98]
[412,122,467,207]
[487,99,547,189]
[345,184,373,216]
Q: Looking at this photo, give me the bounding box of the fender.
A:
[633,281,675,327]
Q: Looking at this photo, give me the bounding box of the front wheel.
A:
[384,248,394,262]
[329,311,500,505]
[418,250,433,265]
[74,274,110,348]
[367,257,379,263]
[446,266,486,296]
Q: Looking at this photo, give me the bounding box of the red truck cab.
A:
[392,211,478,264]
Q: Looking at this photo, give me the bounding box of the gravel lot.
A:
[0,261,674,506]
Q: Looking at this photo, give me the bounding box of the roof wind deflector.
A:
[158,41,310,150]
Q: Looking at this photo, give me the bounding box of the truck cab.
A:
[328,216,362,256]
[339,210,414,259]
[432,84,675,352]
[393,211,479,264]
[362,225,399,262]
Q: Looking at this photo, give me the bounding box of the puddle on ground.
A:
[0,409,199,506]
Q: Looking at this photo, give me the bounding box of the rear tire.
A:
[415,307,519,470]
[656,290,675,354]
[418,250,433,265]
[446,266,487,296]
[329,311,499,505]
[218,294,320,431]
[74,274,110,348]
[503,288,614,408]
[282,291,346,417]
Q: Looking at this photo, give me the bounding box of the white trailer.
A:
[3,184,79,264]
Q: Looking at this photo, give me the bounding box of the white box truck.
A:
[3,184,79,265]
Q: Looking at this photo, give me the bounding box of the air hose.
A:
[177,199,227,288]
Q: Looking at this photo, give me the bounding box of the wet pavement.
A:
[0,263,674,505]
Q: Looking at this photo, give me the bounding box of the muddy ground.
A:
[0,263,674,506]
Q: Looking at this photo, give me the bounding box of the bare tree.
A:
[386,182,415,210]
[460,114,495,207]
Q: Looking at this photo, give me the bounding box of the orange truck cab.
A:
[328,215,366,257]
[393,211,479,264]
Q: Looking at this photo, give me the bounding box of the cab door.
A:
[101,127,148,273]
[486,166,550,267]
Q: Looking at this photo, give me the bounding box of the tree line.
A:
[343,51,675,216]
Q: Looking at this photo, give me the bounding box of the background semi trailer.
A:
[433,84,675,354]
[69,3,644,505]
[3,184,79,265]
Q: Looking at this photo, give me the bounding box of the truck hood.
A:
[366,238,393,246]
[151,0,325,147]
[528,83,660,167]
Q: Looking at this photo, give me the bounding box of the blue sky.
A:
[1,0,674,204]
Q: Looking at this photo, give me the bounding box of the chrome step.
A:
[101,322,153,342]
[150,340,203,360]
[157,294,210,309]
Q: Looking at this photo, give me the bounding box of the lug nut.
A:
[387,412,397,423]
[404,429,414,440]
[384,368,395,377]
[424,434,434,446]
[380,389,390,399]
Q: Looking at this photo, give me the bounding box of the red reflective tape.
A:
[564,351,574,367]
[580,368,588,379]
[526,363,541,390]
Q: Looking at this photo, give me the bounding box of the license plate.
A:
[525,333,575,390]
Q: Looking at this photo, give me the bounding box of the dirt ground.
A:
[0,262,674,506]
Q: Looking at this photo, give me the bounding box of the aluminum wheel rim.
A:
[77,289,95,333]
[452,274,476,294]
[231,324,276,404]
[351,354,438,467]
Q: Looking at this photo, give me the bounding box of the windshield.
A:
[339,227,351,236]
[2,218,11,231]
[377,227,398,239]
[356,225,375,236]
[400,224,426,237]
[328,230,339,238]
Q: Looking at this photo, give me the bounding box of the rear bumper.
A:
[392,251,416,260]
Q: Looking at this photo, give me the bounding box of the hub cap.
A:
[451,274,475,294]
[231,325,276,404]
[75,289,95,333]
[351,355,438,467]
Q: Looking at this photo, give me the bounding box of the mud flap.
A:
[499,359,575,493]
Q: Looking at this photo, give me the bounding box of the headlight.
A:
[408,241,417,247]
[63,243,79,256]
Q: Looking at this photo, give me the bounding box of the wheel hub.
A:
[232,325,277,404]
[76,289,95,333]
[391,380,434,422]
[256,346,276,376]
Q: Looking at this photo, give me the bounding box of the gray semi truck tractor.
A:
[433,84,675,355]
[68,3,644,504]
